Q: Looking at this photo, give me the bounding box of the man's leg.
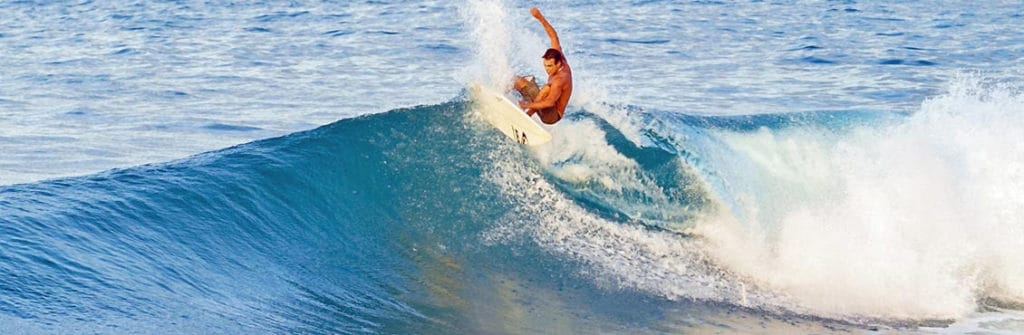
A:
[513,75,540,102]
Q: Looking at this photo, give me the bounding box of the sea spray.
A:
[692,74,1024,319]
[460,0,515,90]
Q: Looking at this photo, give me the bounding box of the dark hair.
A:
[542,48,564,64]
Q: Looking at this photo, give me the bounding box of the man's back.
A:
[552,63,572,121]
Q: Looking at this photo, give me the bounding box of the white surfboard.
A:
[469,84,552,146]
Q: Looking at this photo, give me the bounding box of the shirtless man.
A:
[514,7,572,125]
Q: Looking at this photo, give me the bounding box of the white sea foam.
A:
[481,137,752,306]
[534,120,638,191]
[692,75,1024,319]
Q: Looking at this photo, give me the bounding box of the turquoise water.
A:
[2,1,1024,334]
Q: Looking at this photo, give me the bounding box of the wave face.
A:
[2,78,1024,333]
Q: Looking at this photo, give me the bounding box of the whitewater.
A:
[2,1,1023,334]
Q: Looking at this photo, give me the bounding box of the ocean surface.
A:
[2,0,1023,334]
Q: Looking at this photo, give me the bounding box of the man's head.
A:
[542,48,564,76]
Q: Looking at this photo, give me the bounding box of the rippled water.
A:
[3,1,1022,185]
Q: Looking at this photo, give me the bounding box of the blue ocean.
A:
[2,1,1023,334]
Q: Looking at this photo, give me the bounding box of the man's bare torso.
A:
[537,64,572,124]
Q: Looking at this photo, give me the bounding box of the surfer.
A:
[514,7,573,125]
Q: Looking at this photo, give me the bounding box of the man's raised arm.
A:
[531,7,561,52]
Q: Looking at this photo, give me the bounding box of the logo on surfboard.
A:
[512,126,528,144]
[469,83,551,146]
